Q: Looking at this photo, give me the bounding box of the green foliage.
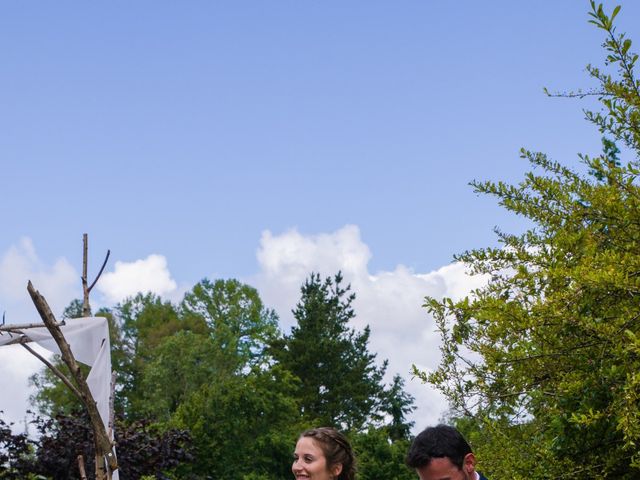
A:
[415,3,640,478]
[29,274,416,477]
[115,280,280,422]
[451,415,575,479]
[351,428,414,480]
[381,375,415,442]
[29,358,85,417]
[181,278,280,372]
[135,331,223,420]
[61,299,84,319]
[115,292,206,416]
[118,292,193,359]
[585,1,640,153]
[271,272,388,431]
[171,365,299,479]
[0,413,35,479]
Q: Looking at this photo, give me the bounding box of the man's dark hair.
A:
[406,424,473,469]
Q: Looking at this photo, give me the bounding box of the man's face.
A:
[415,456,474,480]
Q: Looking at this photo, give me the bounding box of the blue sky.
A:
[2,1,639,430]
[3,1,638,280]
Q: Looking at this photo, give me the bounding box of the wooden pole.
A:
[82,233,91,317]
[78,455,88,480]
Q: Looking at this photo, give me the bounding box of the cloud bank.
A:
[0,238,80,432]
[252,225,488,428]
[0,228,487,433]
[0,237,79,320]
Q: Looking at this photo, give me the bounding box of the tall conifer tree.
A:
[273,272,387,431]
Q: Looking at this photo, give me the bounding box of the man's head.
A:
[406,424,477,480]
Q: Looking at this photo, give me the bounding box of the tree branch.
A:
[88,249,110,293]
[0,320,65,332]
[19,340,83,401]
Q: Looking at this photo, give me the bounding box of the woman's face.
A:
[292,436,341,480]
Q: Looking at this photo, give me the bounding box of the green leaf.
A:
[611,5,621,23]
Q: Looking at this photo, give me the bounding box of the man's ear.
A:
[331,462,343,478]
[463,452,476,475]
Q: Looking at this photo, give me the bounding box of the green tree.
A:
[381,374,415,442]
[116,280,279,420]
[181,278,280,373]
[352,427,414,480]
[414,3,640,478]
[351,376,415,480]
[118,292,194,359]
[171,365,299,479]
[116,292,206,417]
[135,331,223,421]
[272,272,388,431]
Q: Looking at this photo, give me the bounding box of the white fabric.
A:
[27,317,109,366]
[26,317,113,430]
[1,316,119,479]
[0,331,21,346]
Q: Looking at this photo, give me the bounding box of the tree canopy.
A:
[414,2,640,478]
[17,273,414,479]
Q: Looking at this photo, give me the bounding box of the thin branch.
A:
[0,321,65,332]
[88,249,110,293]
[496,341,604,365]
[82,234,90,317]
[0,334,28,347]
[606,25,640,99]
[20,340,83,401]
[544,88,610,99]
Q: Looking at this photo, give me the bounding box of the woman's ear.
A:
[330,462,343,478]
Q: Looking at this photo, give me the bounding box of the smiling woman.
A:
[292,427,356,480]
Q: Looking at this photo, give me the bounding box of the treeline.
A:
[2,272,416,479]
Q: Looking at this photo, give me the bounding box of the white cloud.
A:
[257,225,371,282]
[252,225,489,430]
[0,237,79,319]
[0,238,79,431]
[97,254,178,304]
[0,229,488,435]
[0,343,50,432]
